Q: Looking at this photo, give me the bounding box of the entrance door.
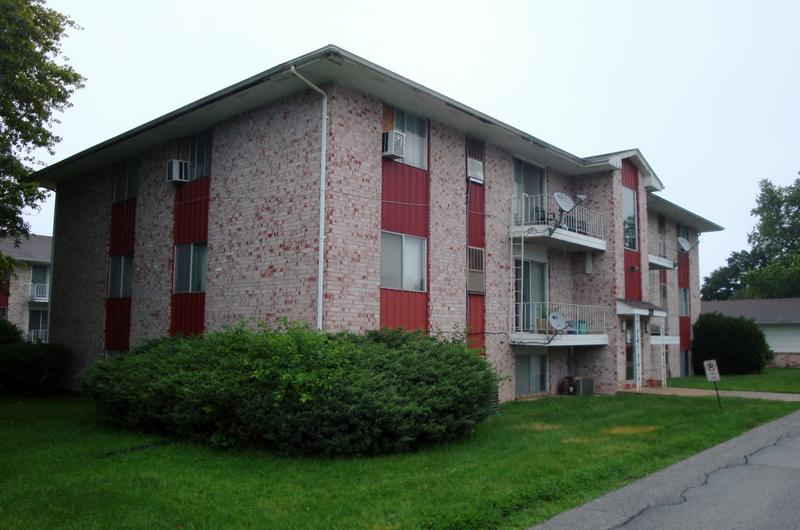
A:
[624,318,634,380]
[514,259,545,332]
[513,160,545,224]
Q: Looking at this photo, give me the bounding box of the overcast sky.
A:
[28,0,800,279]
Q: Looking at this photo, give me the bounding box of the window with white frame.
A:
[190,130,213,180]
[112,159,139,203]
[380,231,426,292]
[622,187,638,250]
[679,287,690,317]
[173,242,207,293]
[108,255,133,298]
[393,110,427,170]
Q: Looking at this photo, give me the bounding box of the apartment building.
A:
[35,46,722,399]
[0,235,52,342]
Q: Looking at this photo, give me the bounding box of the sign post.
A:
[703,359,722,411]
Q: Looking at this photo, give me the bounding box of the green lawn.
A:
[669,367,800,394]
[1,394,797,530]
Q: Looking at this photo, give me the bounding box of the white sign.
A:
[703,360,720,382]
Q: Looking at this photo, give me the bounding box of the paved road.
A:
[532,409,800,530]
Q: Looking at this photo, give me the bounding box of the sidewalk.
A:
[639,386,800,402]
[531,409,800,530]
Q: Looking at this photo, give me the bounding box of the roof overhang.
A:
[34,45,621,187]
[584,149,665,191]
[616,299,667,318]
[647,193,724,233]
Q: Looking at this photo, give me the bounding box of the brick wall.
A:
[129,143,175,344]
[51,171,111,387]
[323,85,382,332]
[205,90,322,329]
[7,263,31,331]
[428,121,467,334]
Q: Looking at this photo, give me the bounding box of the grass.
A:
[1,394,797,530]
[669,367,800,394]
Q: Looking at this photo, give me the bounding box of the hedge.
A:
[692,312,773,375]
[82,326,498,456]
[0,342,71,394]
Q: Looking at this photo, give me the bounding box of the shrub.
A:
[0,319,24,344]
[0,343,71,393]
[692,312,772,375]
[82,325,498,456]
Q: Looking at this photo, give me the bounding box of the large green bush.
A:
[0,343,71,393]
[0,319,24,344]
[82,326,498,456]
[692,312,773,375]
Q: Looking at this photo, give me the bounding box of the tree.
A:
[702,178,800,300]
[0,0,84,274]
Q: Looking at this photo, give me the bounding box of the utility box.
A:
[562,376,594,395]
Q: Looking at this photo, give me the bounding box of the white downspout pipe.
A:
[290,66,327,331]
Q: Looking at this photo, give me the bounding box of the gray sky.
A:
[28,0,800,279]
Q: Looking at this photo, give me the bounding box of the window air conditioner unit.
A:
[166,160,190,183]
[467,157,484,184]
[382,130,405,159]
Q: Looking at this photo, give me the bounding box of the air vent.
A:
[166,160,190,183]
[467,247,485,293]
[467,157,484,183]
[381,130,405,159]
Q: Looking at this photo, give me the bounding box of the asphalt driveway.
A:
[532,408,800,530]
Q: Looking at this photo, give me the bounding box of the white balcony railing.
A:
[513,302,607,335]
[648,232,676,260]
[511,194,604,240]
[27,329,48,343]
[28,283,49,301]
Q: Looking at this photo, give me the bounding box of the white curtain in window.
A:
[395,110,427,170]
[380,232,402,289]
[191,243,207,293]
[402,235,425,291]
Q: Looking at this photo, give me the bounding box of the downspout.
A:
[46,188,58,342]
[289,66,327,331]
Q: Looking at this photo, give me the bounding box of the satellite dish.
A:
[548,312,568,331]
[576,194,587,203]
[553,192,575,213]
[678,237,691,252]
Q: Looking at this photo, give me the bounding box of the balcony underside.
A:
[648,254,676,270]
[650,335,680,345]
[509,225,606,252]
[510,332,609,347]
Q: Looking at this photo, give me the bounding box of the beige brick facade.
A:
[49,76,714,398]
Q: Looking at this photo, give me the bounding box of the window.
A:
[514,258,546,332]
[0,307,7,319]
[108,255,133,298]
[31,265,48,286]
[174,242,207,293]
[657,213,666,235]
[624,318,635,380]
[112,159,139,202]
[679,287,690,317]
[380,232,426,292]
[28,310,48,332]
[622,187,638,250]
[466,137,484,183]
[513,159,546,224]
[190,130,213,179]
[394,110,427,169]
[515,352,548,395]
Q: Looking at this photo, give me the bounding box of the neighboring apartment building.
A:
[35,46,722,399]
[702,298,800,368]
[0,235,52,342]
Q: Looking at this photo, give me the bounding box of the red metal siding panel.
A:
[679,316,691,349]
[381,160,429,238]
[621,159,638,189]
[170,293,206,336]
[174,177,210,245]
[467,183,485,248]
[379,289,428,331]
[677,252,689,287]
[467,293,485,351]
[105,298,132,351]
[109,199,136,255]
[624,249,642,300]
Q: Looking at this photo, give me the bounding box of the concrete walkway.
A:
[640,386,800,402]
[531,409,800,530]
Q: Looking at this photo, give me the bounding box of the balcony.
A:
[510,301,608,346]
[649,316,679,345]
[648,232,676,270]
[27,329,48,343]
[27,283,49,302]
[510,194,606,251]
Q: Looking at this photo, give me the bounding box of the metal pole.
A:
[713,381,722,411]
